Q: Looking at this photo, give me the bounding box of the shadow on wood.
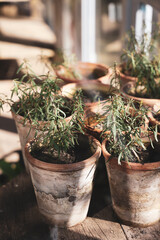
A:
[0,116,17,133]
[0,59,19,80]
[0,35,56,50]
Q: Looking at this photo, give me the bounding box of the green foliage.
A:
[121,25,160,98]
[1,61,71,125]
[32,89,85,158]
[1,61,86,161]
[0,94,6,113]
[101,95,155,164]
[52,50,82,80]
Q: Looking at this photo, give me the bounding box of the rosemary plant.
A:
[1,61,87,163]
[121,25,160,98]
[52,50,82,80]
[101,95,157,164]
[1,61,73,126]
[30,89,86,162]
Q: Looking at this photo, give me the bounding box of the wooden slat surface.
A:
[121,222,160,240]
[0,172,159,240]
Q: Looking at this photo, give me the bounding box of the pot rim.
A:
[61,81,115,91]
[148,111,160,126]
[118,63,137,82]
[121,81,160,103]
[61,82,118,107]
[55,61,111,83]
[12,109,72,129]
[25,134,101,172]
[12,110,47,129]
[102,138,160,171]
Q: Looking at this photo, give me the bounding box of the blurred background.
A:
[0,0,160,183]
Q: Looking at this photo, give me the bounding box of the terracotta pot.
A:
[61,82,117,107]
[55,62,112,84]
[121,81,160,108]
[148,111,160,133]
[102,137,160,227]
[12,111,71,173]
[12,111,38,173]
[25,135,101,227]
[84,101,109,139]
[118,63,137,86]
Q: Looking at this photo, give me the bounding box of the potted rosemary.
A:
[119,25,160,107]
[0,62,101,227]
[0,62,74,172]
[24,90,101,228]
[119,25,160,86]
[101,94,160,227]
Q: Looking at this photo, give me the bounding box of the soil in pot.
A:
[30,134,94,164]
[82,89,113,104]
[106,140,160,164]
[56,63,109,82]
[83,68,107,80]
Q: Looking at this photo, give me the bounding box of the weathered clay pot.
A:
[148,110,160,133]
[12,111,37,173]
[102,137,160,227]
[84,101,110,139]
[121,82,160,108]
[25,135,101,227]
[118,63,137,86]
[55,61,112,84]
[61,82,117,107]
[12,111,71,173]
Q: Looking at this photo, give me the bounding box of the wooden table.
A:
[0,171,159,240]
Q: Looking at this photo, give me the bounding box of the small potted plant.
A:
[119,25,160,107]
[121,60,160,107]
[24,90,101,228]
[53,51,112,84]
[101,94,160,227]
[119,25,160,86]
[0,61,74,172]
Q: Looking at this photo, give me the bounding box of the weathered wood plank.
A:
[92,206,127,240]
[1,172,159,240]
[121,222,160,240]
[0,172,126,240]
[0,17,56,46]
[0,172,51,240]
